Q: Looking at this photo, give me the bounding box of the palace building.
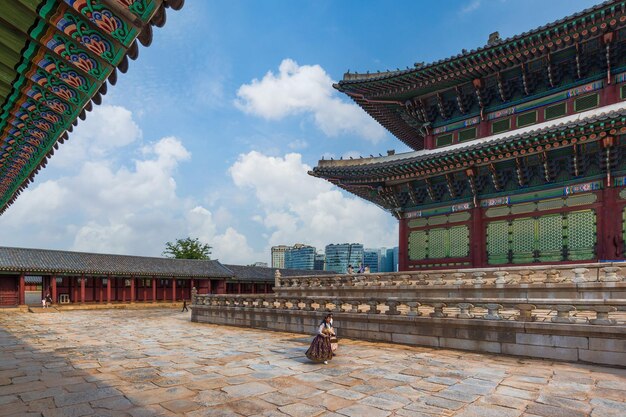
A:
[311,1,626,270]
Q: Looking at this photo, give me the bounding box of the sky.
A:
[0,0,600,265]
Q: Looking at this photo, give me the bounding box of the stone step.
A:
[28,306,59,313]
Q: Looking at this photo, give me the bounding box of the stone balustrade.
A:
[274,263,626,288]
[192,293,625,325]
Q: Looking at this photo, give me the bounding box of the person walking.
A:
[181,299,189,312]
[305,314,334,364]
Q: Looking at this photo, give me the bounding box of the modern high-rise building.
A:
[324,243,364,273]
[314,253,325,271]
[379,247,399,272]
[363,249,380,273]
[284,245,316,270]
[271,245,290,269]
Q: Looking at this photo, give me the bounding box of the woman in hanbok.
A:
[305,314,334,364]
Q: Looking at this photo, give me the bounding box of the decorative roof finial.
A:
[488,31,501,46]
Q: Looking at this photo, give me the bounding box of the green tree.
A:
[163,237,212,260]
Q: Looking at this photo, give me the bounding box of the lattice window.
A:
[428,228,448,258]
[544,102,567,120]
[567,210,596,259]
[486,221,510,263]
[621,84,626,100]
[449,226,470,258]
[408,230,428,260]
[492,118,510,134]
[436,134,453,147]
[458,127,477,142]
[537,214,564,259]
[517,111,537,127]
[511,218,535,261]
[574,93,599,112]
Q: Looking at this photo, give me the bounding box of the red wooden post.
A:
[106,275,112,304]
[172,277,177,302]
[98,278,103,303]
[237,282,241,294]
[470,206,486,267]
[80,274,85,304]
[208,279,212,294]
[130,276,135,303]
[18,273,25,305]
[398,217,408,271]
[51,275,57,304]
[252,283,256,294]
[152,277,157,302]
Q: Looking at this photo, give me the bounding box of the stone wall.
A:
[191,263,626,366]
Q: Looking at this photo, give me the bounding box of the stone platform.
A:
[1,309,625,416]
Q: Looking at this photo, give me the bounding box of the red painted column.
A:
[18,273,25,305]
[98,278,103,303]
[172,277,177,302]
[51,275,57,304]
[208,279,212,294]
[152,277,157,302]
[252,284,256,294]
[130,276,135,303]
[398,218,409,271]
[80,274,85,304]
[122,279,126,303]
[598,187,622,260]
[237,283,241,294]
[470,206,486,267]
[106,275,112,304]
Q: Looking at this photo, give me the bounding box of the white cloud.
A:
[0,106,261,264]
[235,59,387,142]
[461,0,481,14]
[228,151,397,252]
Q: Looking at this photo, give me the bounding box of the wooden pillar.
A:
[470,206,486,267]
[51,275,57,304]
[106,275,111,304]
[122,278,126,303]
[18,273,25,305]
[143,279,147,302]
[251,283,256,294]
[398,217,408,271]
[152,277,157,302]
[80,274,85,304]
[130,276,135,303]
[172,277,177,302]
[98,278,103,303]
[598,187,622,260]
[237,282,241,294]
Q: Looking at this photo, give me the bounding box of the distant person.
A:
[358,263,365,273]
[364,266,370,274]
[45,293,52,308]
[347,265,354,274]
[182,299,189,312]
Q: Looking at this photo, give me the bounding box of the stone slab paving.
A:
[0,310,624,417]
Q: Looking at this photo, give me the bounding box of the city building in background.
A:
[363,249,380,273]
[251,262,268,268]
[284,244,316,270]
[271,245,290,269]
[379,247,399,272]
[314,253,325,271]
[324,243,364,273]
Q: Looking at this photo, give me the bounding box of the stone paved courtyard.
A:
[0,309,624,417]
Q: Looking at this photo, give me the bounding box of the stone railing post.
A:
[302,299,314,311]
[570,268,589,283]
[254,298,263,308]
[430,302,447,318]
[544,269,561,283]
[332,300,343,313]
[456,303,474,319]
[484,303,503,320]
[366,299,379,314]
[274,269,281,288]
[406,301,422,316]
[516,304,536,322]
[416,273,429,285]
[589,306,617,325]
[386,300,400,315]
[191,287,197,305]
[494,271,509,285]
[472,271,486,285]
[289,299,299,310]
[551,305,577,323]
[452,273,466,286]
[601,266,621,282]
[349,300,360,313]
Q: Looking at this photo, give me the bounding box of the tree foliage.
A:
[163,237,212,260]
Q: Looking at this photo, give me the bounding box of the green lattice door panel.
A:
[567,210,596,261]
[428,228,447,259]
[486,220,510,264]
[408,230,428,261]
[449,226,470,258]
[537,214,564,262]
[511,217,535,263]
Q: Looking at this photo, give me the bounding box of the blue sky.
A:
[0,0,599,264]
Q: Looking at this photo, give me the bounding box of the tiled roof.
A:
[223,264,328,283]
[0,246,234,278]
